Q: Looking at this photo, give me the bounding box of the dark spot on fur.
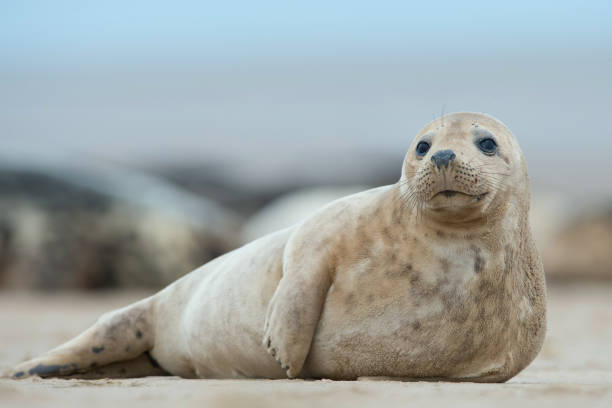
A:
[477,279,497,299]
[382,227,392,243]
[504,244,515,275]
[436,230,444,238]
[124,345,131,352]
[92,346,105,354]
[451,304,471,323]
[478,280,487,293]
[13,371,24,378]
[474,255,484,274]
[471,245,484,273]
[28,364,70,376]
[440,259,450,273]
[412,321,422,331]
[136,330,143,339]
[367,294,375,303]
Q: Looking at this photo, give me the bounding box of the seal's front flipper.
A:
[263,246,332,378]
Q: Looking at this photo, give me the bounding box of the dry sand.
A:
[1,284,611,407]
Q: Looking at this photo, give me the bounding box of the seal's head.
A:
[400,112,529,225]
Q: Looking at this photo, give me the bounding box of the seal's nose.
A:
[431,149,456,169]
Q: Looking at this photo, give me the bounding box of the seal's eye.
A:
[415,141,430,156]
[477,138,497,154]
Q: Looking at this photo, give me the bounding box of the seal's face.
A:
[401,112,525,223]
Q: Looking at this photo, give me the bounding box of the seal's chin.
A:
[427,190,488,209]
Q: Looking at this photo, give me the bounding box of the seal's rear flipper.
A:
[9,296,160,379]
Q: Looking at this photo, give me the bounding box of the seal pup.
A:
[9,112,546,382]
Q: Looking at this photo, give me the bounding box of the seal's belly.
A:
[152,228,291,379]
[304,255,513,379]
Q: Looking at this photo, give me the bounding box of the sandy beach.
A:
[1,283,611,407]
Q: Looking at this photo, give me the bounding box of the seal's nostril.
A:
[431,149,456,170]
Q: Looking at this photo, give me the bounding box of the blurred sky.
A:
[1,1,611,199]
[2,1,611,62]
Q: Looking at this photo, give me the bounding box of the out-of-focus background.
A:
[1,1,612,406]
[1,0,611,289]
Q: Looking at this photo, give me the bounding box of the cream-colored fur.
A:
[9,112,546,382]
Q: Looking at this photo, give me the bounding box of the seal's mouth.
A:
[433,190,488,201]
